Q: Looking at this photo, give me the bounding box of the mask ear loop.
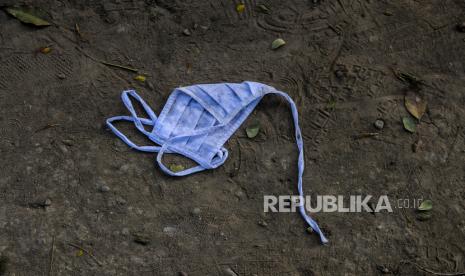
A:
[156,142,208,176]
[106,116,161,152]
[155,126,229,176]
[210,147,228,168]
[121,90,157,136]
[270,90,329,244]
[106,90,161,152]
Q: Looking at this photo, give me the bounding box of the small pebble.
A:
[119,164,130,172]
[62,139,73,146]
[179,272,188,276]
[191,207,201,215]
[44,198,52,206]
[57,73,66,79]
[58,144,68,154]
[121,228,130,236]
[374,119,385,130]
[163,226,176,237]
[234,190,245,200]
[99,185,111,193]
[258,220,268,227]
[116,196,127,205]
[376,265,390,274]
[182,28,191,36]
[130,256,144,264]
[224,268,238,276]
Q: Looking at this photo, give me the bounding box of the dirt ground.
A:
[0,0,464,275]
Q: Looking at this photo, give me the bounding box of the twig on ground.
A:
[75,46,139,73]
[34,124,60,133]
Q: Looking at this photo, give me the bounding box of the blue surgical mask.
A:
[106,81,328,244]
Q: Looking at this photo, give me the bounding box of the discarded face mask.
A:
[106,81,328,244]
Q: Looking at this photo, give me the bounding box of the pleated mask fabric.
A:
[106,81,328,244]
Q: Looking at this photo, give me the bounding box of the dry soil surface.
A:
[0,0,464,275]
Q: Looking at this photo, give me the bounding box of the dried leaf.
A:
[271,38,286,50]
[257,4,270,13]
[392,69,422,87]
[75,23,87,41]
[418,199,433,211]
[416,212,432,221]
[133,233,150,245]
[405,91,427,119]
[39,47,51,54]
[236,3,245,13]
[402,117,416,133]
[76,249,84,257]
[169,164,185,172]
[326,97,336,110]
[246,124,260,138]
[5,8,51,26]
[134,75,146,82]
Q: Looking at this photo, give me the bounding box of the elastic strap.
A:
[155,129,229,176]
[106,115,161,152]
[121,90,157,135]
[270,91,329,244]
[156,142,207,176]
[106,90,161,152]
